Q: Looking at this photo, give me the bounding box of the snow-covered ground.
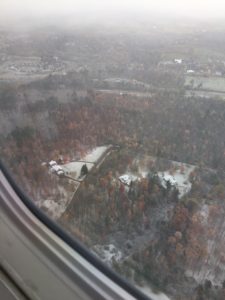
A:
[93,243,171,300]
[61,145,110,180]
[41,146,110,219]
[186,204,225,286]
[119,174,138,186]
[84,145,110,163]
[141,285,171,300]
[40,199,67,219]
[61,162,93,179]
[36,185,76,219]
[119,162,195,199]
[158,164,195,198]
[93,244,122,265]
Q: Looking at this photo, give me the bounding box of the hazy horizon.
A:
[1,0,225,30]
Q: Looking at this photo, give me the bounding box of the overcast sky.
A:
[1,0,225,25]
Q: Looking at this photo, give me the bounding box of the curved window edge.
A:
[0,160,151,300]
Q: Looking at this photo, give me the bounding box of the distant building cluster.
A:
[158,57,225,78]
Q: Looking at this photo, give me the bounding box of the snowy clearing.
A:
[36,183,77,220]
[83,145,110,163]
[119,159,195,199]
[40,199,68,219]
[61,162,93,179]
[42,146,110,218]
[93,244,122,266]
[158,164,195,198]
[60,145,110,180]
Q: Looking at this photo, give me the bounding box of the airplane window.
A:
[1,1,225,299]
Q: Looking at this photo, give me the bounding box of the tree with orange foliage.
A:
[171,205,189,232]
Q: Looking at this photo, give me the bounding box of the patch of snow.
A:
[84,145,109,163]
[119,174,137,186]
[40,198,67,219]
[200,204,209,225]
[158,164,195,198]
[61,162,93,179]
[93,244,122,265]
[141,285,171,300]
[119,161,195,198]
[174,58,182,64]
[186,204,225,286]
[51,165,63,172]
[140,170,148,178]
[57,170,64,176]
[187,69,195,74]
[60,146,110,180]
[158,173,177,188]
[36,185,74,220]
[49,160,57,166]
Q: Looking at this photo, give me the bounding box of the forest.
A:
[1,78,225,299]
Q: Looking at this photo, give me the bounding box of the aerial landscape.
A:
[1,1,225,299]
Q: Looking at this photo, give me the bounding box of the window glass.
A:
[1,1,225,299]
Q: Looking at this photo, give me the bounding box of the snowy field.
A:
[119,160,195,199]
[61,145,110,180]
[158,163,195,198]
[185,75,225,92]
[61,161,93,179]
[84,145,109,162]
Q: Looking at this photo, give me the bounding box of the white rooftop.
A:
[187,69,195,74]
[174,59,182,64]
[49,160,57,166]
[119,174,137,186]
[51,165,63,172]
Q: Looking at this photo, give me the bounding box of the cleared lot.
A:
[185,75,225,93]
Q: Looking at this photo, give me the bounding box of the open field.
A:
[185,89,225,100]
[185,75,225,93]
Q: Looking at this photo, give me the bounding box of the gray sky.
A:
[1,0,225,24]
